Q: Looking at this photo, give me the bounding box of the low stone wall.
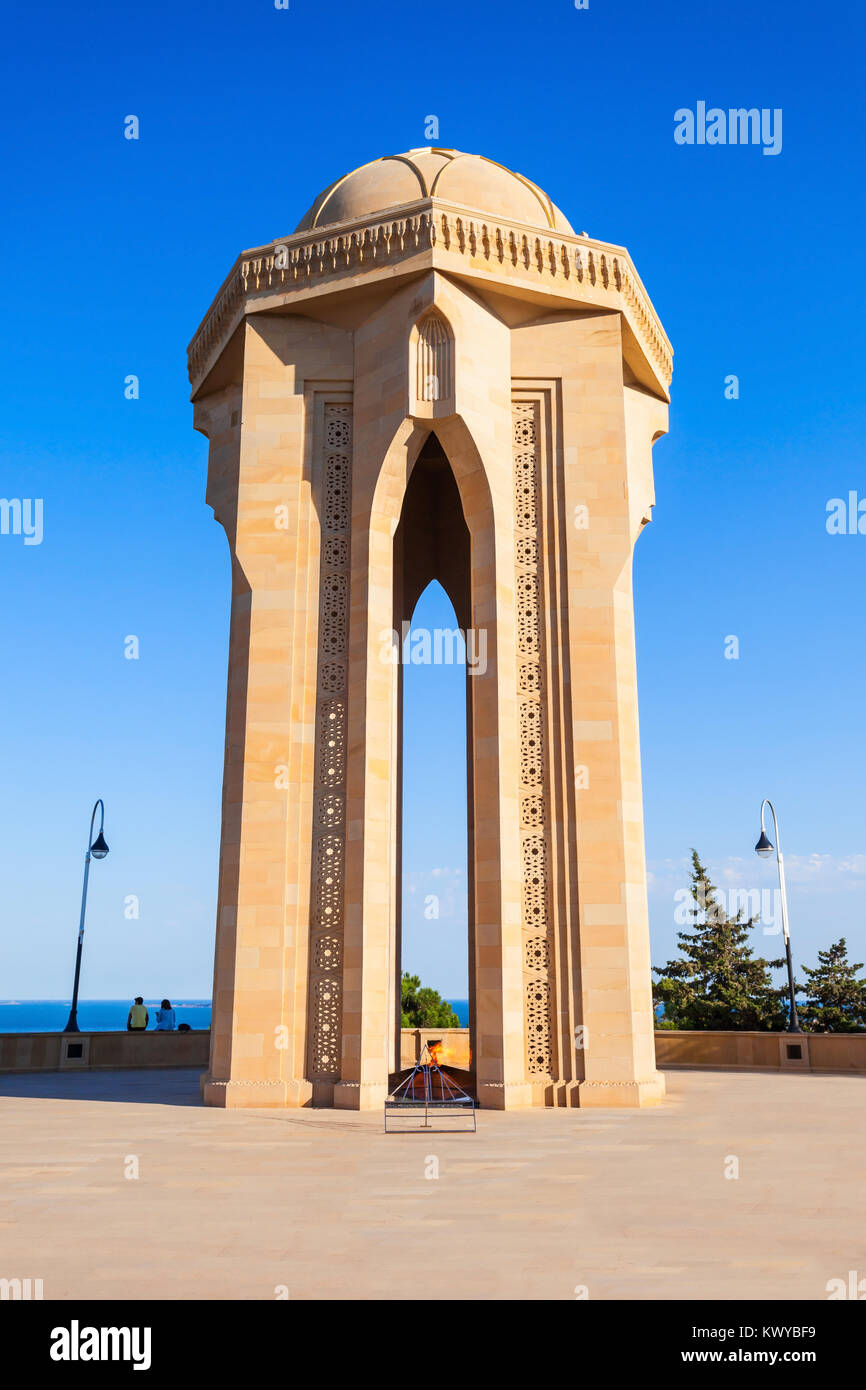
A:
[398,1028,866,1077]
[3,1027,469,1077]
[0,1030,210,1074]
[2,1027,863,1078]
[654,1030,866,1074]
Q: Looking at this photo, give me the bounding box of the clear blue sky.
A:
[1,0,864,1002]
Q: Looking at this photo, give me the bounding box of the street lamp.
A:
[63,800,109,1034]
[755,798,801,1033]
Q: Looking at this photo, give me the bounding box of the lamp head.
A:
[755,830,774,859]
[90,831,109,860]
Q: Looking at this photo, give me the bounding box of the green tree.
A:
[400,972,460,1028]
[799,939,866,1032]
[653,850,788,1031]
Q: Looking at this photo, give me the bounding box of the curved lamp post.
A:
[63,800,109,1034]
[755,798,801,1033]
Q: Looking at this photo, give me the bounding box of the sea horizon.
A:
[0,996,471,1032]
[0,999,213,1033]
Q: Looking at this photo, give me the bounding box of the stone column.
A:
[199,320,317,1108]
[561,313,665,1107]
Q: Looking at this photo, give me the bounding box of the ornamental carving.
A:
[308,403,352,1079]
[415,310,454,405]
[513,400,554,1077]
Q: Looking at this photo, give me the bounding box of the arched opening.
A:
[400,582,468,1002]
[393,431,474,1081]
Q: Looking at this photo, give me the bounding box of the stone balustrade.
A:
[187,200,673,396]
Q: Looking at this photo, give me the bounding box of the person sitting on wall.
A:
[155,999,176,1031]
[127,997,149,1031]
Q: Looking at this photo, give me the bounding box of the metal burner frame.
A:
[384,1044,478,1133]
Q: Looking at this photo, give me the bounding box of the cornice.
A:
[187,199,673,398]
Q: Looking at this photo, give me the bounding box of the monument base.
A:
[200,1075,314,1108]
[476,1080,538,1109]
[333,1080,390,1111]
[577,1074,666,1108]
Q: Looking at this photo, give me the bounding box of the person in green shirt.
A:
[127,997,149,1031]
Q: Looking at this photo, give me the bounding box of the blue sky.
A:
[1,0,864,1001]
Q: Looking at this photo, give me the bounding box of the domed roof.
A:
[295,149,574,235]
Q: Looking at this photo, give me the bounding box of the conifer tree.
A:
[653,849,788,1030]
[400,972,461,1028]
[799,938,866,1032]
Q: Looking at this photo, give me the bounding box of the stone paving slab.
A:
[0,1068,862,1300]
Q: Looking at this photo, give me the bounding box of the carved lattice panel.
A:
[324,455,350,532]
[323,536,349,570]
[319,661,346,694]
[313,834,344,928]
[513,410,537,448]
[525,980,552,1074]
[326,414,351,450]
[308,402,352,1080]
[514,453,538,530]
[314,935,342,971]
[310,977,342,1074]
[320,573,349,657]
[317,701,346,787]
[315,792,344,830]
[523,877,549,931]
[518,662,541,694]
[519,701,544,787]
[522,811,549,930]
[524,936,551,972]
[516,536,539,569]
[522,834,546,883]
[514,399,553,1078]
[516,572,540,655]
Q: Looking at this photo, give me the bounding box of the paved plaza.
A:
[0,1068,862,1301]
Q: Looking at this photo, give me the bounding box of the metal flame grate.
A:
[385,1044,477,1132]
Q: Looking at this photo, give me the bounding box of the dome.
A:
[294,149,574,235]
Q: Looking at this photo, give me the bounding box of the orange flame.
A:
[425,1038,472,1069]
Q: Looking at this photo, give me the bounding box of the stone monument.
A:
[188,149,673,1109]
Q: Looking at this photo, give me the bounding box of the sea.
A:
[448,999,469,1026]
[0,999,212,1033]
[1,997,469,1032]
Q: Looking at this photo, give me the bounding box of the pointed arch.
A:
[400,577,470,1013]
[338,411,522,1105]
